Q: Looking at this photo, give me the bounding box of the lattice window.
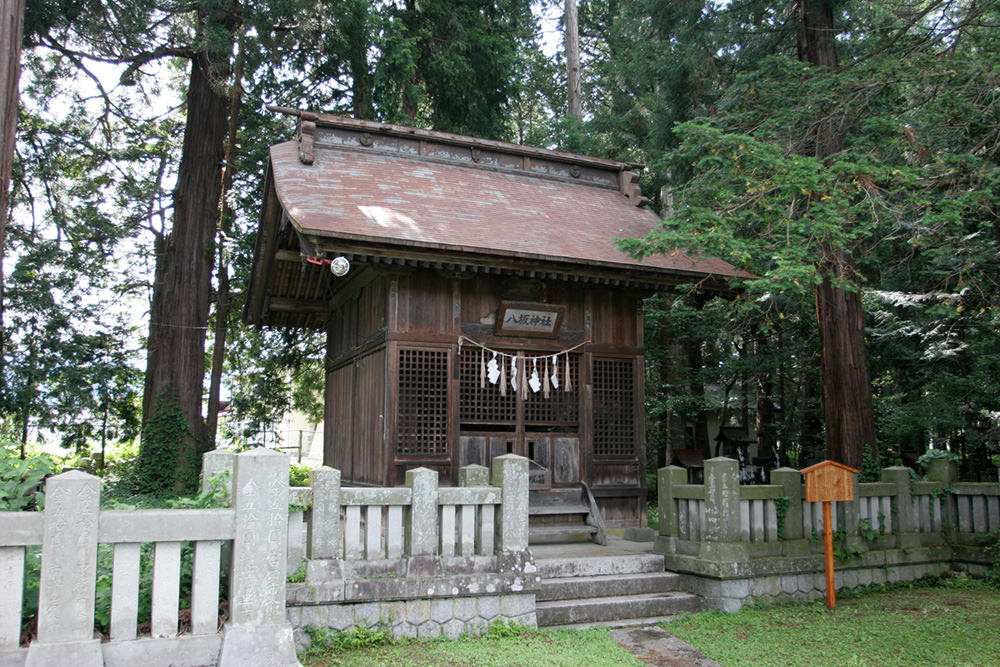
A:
[397,348,449,455]
[593,358,636,457]
[458,348,517,424]
[524,354,580,428]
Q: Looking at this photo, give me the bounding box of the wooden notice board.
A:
[800,460,859,608]
[801,460,859,503]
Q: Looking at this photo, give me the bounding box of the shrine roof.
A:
[247,112,752,328]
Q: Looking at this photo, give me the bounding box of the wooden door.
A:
[457,348,581,487]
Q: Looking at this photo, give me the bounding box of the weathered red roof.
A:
[268,139,749,281]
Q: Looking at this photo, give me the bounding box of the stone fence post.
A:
[493,455,529,553]
[655,466,687,553]
[308,466,342,559]
[882,466,919,547]
[771,467,803,540]
[459,463,490,487]
[202,448,235,500]
[405,467,440,577]
[219,448,300,667]
[25,471,102,666]
[926,458,959,540]
[699,457,748,566]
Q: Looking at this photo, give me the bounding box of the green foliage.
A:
[858,518,886,545]
[831,528,862,562]
[773,496,790,540]
[980,530,1000,588]
[0,442,58,511]
[132,396,191,496]
[302,622,394,656]
[286,561,307,584]
[917,449,961,469]
[289,463,313,488]
[300,626,641,666]
[220,327,324,447]
[619,6,1000,473]
[859,446,882,483]
[646,502,659,531]
[483,619,530,639]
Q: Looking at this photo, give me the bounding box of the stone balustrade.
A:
[1,450,539,663]
[0,448,299,667]
[657,456,1000,611]
[204,451,539,645]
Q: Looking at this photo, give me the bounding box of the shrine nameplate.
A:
[495,302,565,338]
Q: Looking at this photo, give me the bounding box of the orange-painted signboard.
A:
[801,460,859,609]
[801,460,859,503]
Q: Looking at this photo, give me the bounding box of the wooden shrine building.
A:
[247,111,748,527]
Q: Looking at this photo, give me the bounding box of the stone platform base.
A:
[680,560,954,612]
[287,593,537,650]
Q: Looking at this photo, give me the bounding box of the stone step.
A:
[537,572,683,602]
[536,592,701,627]
[544,615,685,631]
[529,501,590,516]
[536,553,665,578]
[530,488,582,503]
[529,525,598,542]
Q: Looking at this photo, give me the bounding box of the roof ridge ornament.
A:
[619,170,647,207]
[298,112,318,164]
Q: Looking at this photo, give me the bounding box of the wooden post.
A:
[822,501,835,608]
[801,460,859,610]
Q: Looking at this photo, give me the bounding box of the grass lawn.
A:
[667,577,1000,667]
[300,578,1000,666]
[299,626,643,666]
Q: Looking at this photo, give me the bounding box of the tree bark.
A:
[1,0,25,368]
[685,338,711,456]
[142,49,230,492]
[755,335,776,456]
[657,296,688,467]
[206,45,243,448]
[814,256,876,468]
[796,0,877,469]
[565,0,581,118]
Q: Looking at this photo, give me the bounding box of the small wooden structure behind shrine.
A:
[246,110,748,526]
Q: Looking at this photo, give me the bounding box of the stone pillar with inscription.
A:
[25,471,103,666]
[699,457,748,568]
[219,448,301,667]
[305,466,344,584]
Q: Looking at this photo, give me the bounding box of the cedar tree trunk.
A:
[142,50,229,492]
[565,0,581,118]
[205,51,242,447]
[797,0,877,468]
[1,0,25,368]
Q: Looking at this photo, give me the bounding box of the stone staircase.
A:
[534,552,701,627]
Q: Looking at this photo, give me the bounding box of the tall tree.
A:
[622,0,1000,472]
[0,0,22,246]
[0,0,25,370]
[795,0,876,468]
[564,0,581,118]
[140,5,237,491]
